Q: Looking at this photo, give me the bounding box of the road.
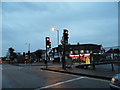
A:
[2,64,111,89]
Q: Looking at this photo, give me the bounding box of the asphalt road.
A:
[2,64,111,89]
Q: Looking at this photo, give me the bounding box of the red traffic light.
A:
[64,29,68,34]
[65,30,68,34]
[46,37,51,48]
[46,37,50,41]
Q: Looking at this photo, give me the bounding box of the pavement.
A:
[12,62,120,80]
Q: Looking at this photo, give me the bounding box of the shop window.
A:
[81,50,84,53]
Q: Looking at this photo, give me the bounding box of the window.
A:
[75,50,78,54]
[81,50,84,53]
[86,50,89,53]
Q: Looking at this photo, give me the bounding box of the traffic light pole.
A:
[62,29,69,70]
[62,43,66,70]
[45,48,48,68]
[45,37,51,68]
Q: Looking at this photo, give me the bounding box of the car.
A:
[110,73,120,90]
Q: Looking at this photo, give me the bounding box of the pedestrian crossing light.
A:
[46,37,51,49]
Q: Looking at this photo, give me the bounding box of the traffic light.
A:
[63,29,69,44]
[46,37,51,49]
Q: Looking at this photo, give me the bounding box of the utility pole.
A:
[51,28,60,61]
[78,43,81,64]
[26,43,30,60]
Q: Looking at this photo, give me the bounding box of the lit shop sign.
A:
[69,54,91,64]
[25,55,28,59]
[70,54,90,57]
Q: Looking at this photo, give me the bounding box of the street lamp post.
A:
[51,28,60,62]
[26,43,30,60]
[51,28,59,46]
[57,30,59,46]
[26,43,30,52]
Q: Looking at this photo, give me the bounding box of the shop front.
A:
[69,53,91,64]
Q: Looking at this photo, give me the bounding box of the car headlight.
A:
[111,78,118,84]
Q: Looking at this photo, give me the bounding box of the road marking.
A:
[35,77,84,90]
[40,70,110,82]
[83,77,110,82]
[35,76,110,90]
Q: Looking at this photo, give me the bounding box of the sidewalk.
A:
[40,63,119,80]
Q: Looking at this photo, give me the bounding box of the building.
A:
[34,49,46,62]
[49,43,105,63]
[106,48,120,60]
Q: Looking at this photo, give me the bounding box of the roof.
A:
[106,48,120,53]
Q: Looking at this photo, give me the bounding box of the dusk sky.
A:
[2,2,118,56]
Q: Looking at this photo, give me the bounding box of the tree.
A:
[34,50,44,62]
[9,47,14,54]
[8,47,17,64]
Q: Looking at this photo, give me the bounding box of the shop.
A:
[69,53,91,64]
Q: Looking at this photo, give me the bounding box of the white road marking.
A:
[84,77,110,82]
[40,70,110,82]
[35,75,110,90]
[35,77,85,90]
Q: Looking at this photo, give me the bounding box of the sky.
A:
[1,2,118,56]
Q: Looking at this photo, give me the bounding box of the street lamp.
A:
[51,28,59,46]
[25,43,31,60]
[25,43,30,52]
[51,27,60,62]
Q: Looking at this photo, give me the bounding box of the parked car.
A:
[110,73,120,89]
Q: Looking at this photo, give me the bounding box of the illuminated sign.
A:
[69,54,90,64]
